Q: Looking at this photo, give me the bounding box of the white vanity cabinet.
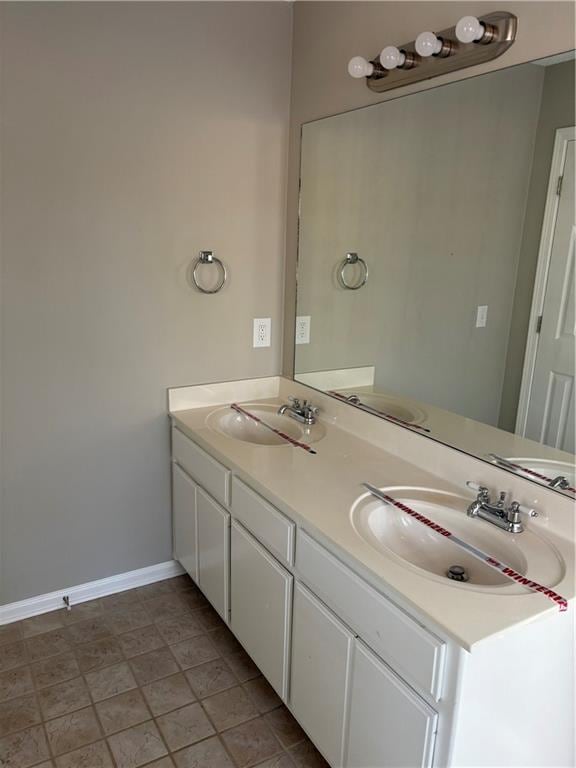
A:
[230,520,293,699]
[295,530,445,701]
[172,427,230,506]
[292,539,440,768]
[171,425,444,768]
[171,427,231,622]
[290,582,354,767]
[172,463,198,581]
[346,641,438,768]
[170,405,574,768]
[231,477,294,567]
[196,487,230,622]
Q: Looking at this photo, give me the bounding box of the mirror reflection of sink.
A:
[207,404,325,446]
[504,458,575,487]
[351,487,564,592]
[338,392,427,425]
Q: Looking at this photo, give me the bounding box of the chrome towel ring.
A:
[192,250,227,294]
[339,252,368,290]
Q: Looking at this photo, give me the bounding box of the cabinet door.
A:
[290,583,353,768]
[172,463,198,583]
[346,641,438,768]
[197,487,230,622]
[230,521,292,699]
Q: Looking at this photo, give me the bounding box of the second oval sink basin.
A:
[338,392,427,425]
[351,487,564,592]
[207,404,325,446]
[505,457,575,487]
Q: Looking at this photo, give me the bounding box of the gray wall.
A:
[499,60,576,431]
[295,65,543,425]
[284,2,576,376]
[0,2,292,604]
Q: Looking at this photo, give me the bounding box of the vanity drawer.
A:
[231,478,294,567]
[172,428,230,507]
[296,530,445,701]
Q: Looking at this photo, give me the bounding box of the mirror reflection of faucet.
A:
[488,454,574,492]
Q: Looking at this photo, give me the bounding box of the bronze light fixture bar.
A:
[348,12,517,94]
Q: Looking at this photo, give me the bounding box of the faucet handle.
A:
[508,500,538,519]
[466,481,490,499]
[288,396,301,407]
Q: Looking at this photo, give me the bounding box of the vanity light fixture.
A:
[348,11,517,94]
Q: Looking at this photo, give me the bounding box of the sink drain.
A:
[447,565,469,582]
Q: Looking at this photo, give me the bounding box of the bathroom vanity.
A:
[168,376,574,768]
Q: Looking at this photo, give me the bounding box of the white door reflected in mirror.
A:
[519,134,575,455]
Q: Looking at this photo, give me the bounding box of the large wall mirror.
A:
[294,51,575,497]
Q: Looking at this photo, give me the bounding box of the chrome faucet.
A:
[278,397,319,426]
[466,481,537,534]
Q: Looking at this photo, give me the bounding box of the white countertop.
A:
[169,378,575,651]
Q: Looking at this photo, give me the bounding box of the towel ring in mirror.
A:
[339,252,368,290]
[192,250,227,294]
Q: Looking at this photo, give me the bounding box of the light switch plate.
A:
[476,305,488,328]
[295,315,311,345]
[253,318,271,348]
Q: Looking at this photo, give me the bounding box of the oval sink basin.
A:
[351,487,564,592]
[207,404,325,446]
[339,392,427,425]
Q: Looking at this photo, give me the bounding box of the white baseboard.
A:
[0,560,185,625]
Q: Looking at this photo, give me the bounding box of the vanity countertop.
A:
[169,380,574,651]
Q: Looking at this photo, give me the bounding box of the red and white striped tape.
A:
[363,483,568,612]
[230,404,317,455]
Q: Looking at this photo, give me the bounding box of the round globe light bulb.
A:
[455,16,485,43]
[379,45,406,70]
[415,31,443,58]
[347,56,374,78]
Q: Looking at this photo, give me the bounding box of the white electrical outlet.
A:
[476,305,488,328]
[295,315,311,345]
[253,318,271,348]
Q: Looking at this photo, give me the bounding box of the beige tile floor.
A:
[0,576,329,768]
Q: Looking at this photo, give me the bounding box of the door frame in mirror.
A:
[516,125,576,437]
